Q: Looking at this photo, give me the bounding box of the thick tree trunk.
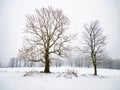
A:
[93,57,97,75]
[92,55,97,75]
[44,60,50,73]
[93,63,97,75]
[44,51,50,73]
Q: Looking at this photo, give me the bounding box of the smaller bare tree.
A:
[81,20,107,75]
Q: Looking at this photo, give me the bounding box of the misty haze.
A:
[0,0,120,90]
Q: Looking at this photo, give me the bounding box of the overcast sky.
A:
[0,0,120,62]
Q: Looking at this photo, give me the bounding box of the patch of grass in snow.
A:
[23,69,78,79]
[81,74,108,79]
[0,71,7,73]
[23,69,42,76]
[23,68,108,79]
[56,69,78,79]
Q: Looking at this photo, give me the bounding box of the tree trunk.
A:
[92,56,97,76]
[93,61,97,75]
[44,52,50,73]
[94,64,97,75]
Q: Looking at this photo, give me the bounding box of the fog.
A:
[0,0,120,63]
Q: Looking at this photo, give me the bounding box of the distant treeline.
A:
[0,57,118,70]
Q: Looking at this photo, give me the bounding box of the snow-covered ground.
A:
[0,67,120,90]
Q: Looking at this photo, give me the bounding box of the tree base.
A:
[93,74,97,76]
[44,71,51,73]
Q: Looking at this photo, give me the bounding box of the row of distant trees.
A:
[7,56,120,69]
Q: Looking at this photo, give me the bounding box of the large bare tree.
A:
[20,7,72,73]
[81,20,106,75]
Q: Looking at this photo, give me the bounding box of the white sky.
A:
[0,0,120,61]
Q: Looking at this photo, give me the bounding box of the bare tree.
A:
[8,57,18,67]
[20,6,72,73]
[81,20,106,75]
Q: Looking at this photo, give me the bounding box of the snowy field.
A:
[0,67,120,90]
